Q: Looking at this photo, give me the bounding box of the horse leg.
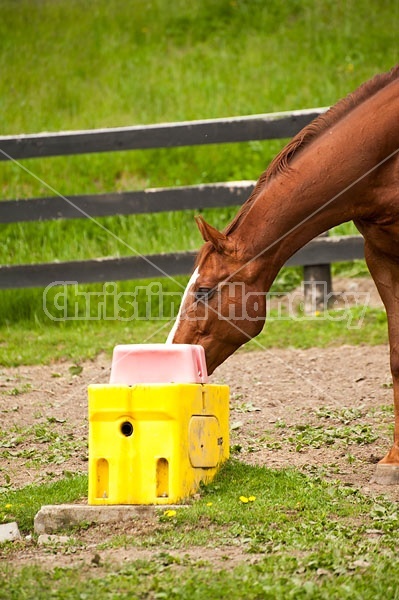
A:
[364,242,399,484]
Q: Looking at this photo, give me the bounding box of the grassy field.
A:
[2,462,399,598]
[0,3,398,596]
[0,303,388,366]
[0,0,398,363]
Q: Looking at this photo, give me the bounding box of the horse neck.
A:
[244,171,351,256]
[231,183,345,290]
[232,159,353,282]
[230,78,399,289]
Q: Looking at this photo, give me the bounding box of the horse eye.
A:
[194,287,215,302]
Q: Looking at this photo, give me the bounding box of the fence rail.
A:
[0,235,364,290]
[0,108,325,161]
[0,182,255,224]
[0,107,366,290]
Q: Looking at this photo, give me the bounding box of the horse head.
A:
[167,216,267,374]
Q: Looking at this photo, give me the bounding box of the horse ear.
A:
[195,216,230,253]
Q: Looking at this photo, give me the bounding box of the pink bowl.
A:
[109,344,208,385]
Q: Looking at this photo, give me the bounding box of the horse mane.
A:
[224,65,399,235]
[194,240,214,269]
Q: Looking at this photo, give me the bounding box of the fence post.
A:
[303,232,332,314]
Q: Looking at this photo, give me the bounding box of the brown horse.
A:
[167,66,399,483]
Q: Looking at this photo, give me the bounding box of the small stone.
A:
[0,522,21,543]
[352,559,371,569]
[37,534,70,546]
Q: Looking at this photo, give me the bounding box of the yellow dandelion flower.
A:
[239,496,249,503]
[248,496,256,502]
[206,502,213,507]
[5,504,12,509]
[163,509,176,518]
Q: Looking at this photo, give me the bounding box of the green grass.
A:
[2,462,399,598]
[0,304,388,366]
[0,474,87,532]
[2,1,396,135]
[0,0,398,359]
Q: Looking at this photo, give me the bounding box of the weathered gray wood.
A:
[286,235,364,266]
[303,233,332,313]
[0,252,198,289]
[0,236,364,289]
[303,264,333,313]
[0,182,255,223]
[0,108,326,161]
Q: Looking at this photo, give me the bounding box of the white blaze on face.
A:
[166,267,199,344]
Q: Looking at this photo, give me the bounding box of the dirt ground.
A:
[1,277,399,569]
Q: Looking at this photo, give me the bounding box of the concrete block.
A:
[0,522,21,543]
[34,503,159,534]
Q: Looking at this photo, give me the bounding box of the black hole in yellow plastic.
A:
[120,421,133,437]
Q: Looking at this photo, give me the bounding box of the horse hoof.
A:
[370,464,399,485]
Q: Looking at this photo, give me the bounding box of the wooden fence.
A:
[0,107,364,290]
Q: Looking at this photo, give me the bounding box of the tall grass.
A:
[0,0,397,360]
